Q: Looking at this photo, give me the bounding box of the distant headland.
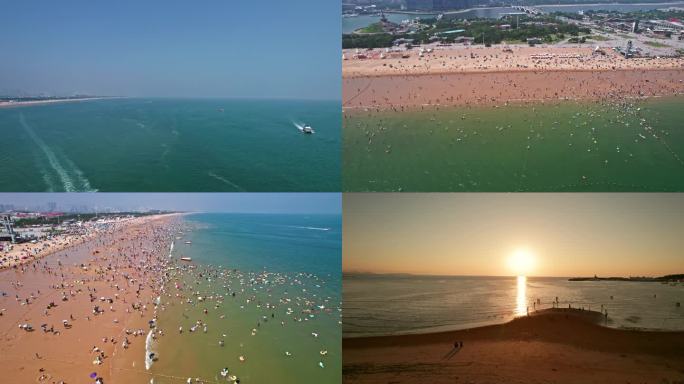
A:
[569,274,684,282]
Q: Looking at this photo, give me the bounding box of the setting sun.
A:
[507,249,535,276]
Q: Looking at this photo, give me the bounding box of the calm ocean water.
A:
[151,213,341,383]
[344,97,684,191]
[343,274,684,337]
[0,98,340,191]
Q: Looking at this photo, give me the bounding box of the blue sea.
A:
[0,98,340,191]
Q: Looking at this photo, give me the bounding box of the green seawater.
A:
[343,97,684,191]
[0,98,340,191]
[149,214,341,383]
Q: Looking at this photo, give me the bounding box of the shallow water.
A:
[150,214,342,383]
[343,274,684,337]
[0,98,340,191]
[343,97,684,191]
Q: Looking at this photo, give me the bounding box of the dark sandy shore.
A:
[344,308,684,384]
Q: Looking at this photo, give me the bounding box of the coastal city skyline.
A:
[0,1,340,100]
[0,193,341,214]
[343,194,684,277]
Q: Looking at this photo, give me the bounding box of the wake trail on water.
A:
[288,225,331,231]
[63,156,96,191]
[207,171,245,191]
[19,113,96,192]
[265,223,332,231]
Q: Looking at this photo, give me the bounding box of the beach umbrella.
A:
[90,372,97,378]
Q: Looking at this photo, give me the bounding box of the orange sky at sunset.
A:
[343,194,684,277]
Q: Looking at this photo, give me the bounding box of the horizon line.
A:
[342,271,682,279]
[1,95,342,102]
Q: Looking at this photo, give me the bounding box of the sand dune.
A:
[344,308,684,384]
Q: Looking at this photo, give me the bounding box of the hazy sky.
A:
[0,193,341,214]
[343,194,684,277]
[0,1,340,100]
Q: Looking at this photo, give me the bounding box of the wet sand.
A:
[343,308,684,384]
[343,69,684,110]
[342,46,684,110]
[0,214,180,383]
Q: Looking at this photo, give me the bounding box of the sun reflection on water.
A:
[516,275,527,317]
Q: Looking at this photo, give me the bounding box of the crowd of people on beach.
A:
[343,45,684,78]
[0,216,175,383]
[0,215,341,383]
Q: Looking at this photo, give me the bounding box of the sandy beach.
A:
[0,214,180,383]
[343,45,684,109]
[1,215,173,270]
[343,308,684,384]
[0,97,117,109]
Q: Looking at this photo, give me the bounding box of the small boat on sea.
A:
[295,123,315,134]
[180,257,192,261]
[185,241,192,244]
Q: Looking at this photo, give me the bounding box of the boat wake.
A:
[207,171,245,192]
[292,121,315,133]
[288,225,331,231]
[19,113,96,192]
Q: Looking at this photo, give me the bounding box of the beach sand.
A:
[343,308,684,384]
[343,46,683,78]
[1,215,171,270]
[0,214,179,383]
[343,46,684,110]
[0,97,116,109]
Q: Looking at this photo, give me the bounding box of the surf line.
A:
[19,112,96,191]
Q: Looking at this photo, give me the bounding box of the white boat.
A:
[184,241,192,244]
[180,257,192,262]
[295,122,315,134]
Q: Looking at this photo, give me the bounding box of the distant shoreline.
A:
[344,272,683,278]
[372,1,684,16]
[0,96,123,108]
[569,274,684,282]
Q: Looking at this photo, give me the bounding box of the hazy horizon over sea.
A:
[343,274,684,337]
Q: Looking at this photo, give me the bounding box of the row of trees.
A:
[343,17,590,48]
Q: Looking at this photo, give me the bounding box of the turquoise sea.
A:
[150,213,342,383]
[0,98,340,191]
